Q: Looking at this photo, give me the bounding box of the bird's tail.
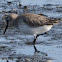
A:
[49,17,62,24]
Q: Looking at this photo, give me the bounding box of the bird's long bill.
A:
[3,20,8,34]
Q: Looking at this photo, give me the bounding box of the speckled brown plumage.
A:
[21,13,59,27]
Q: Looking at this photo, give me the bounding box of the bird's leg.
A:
[33,34,39,45]
[33,33,48,56]
[34,45,40,53]
[34,45,48,56]
[33,32,46,45]
[33,34,42,53]
[33,32,47,53]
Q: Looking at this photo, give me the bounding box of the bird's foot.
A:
[34,45,48,56]
[34,51,48,56]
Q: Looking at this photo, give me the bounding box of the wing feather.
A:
[22,13,50,27]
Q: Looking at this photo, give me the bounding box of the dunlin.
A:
[3,13,61,52]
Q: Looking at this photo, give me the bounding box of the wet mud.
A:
[0,0,62,62]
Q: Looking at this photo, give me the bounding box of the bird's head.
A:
[3,13,19,34]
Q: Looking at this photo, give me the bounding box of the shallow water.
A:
[0,0,62,62]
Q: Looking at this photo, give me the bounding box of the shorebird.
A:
[3,13,61,52]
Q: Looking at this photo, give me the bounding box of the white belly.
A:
[18,23,53,35]
[32,25,53,35]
